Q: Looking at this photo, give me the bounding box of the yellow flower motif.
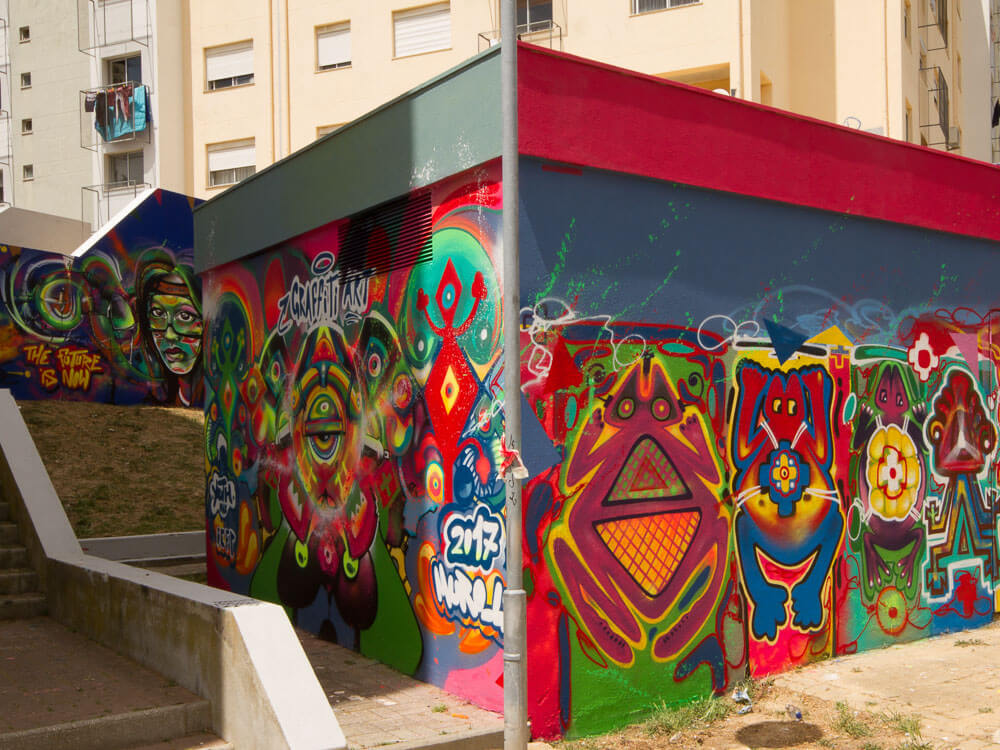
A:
[866,424,921,520]
[770,452,799,495]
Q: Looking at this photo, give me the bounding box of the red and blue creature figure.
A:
[730,361,845,642]
[922,367,997,602]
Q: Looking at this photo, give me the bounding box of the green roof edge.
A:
[194,45,502,273]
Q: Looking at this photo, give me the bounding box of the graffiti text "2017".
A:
[443,504,504,571]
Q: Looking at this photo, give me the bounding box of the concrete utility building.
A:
[194,44,1000,740]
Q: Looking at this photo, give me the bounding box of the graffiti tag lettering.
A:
[443,503,504,571]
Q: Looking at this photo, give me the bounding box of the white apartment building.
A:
[1,0,187,226]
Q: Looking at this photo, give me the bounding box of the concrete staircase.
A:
[0,499,46,620]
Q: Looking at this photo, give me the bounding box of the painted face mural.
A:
[204,169,506,709]
[148,291,203,375]
[0,190,200,405]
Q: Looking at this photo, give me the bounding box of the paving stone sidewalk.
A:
[297,628,507,750]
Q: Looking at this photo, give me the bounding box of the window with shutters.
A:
[207,139,255,188]
[393,3,450,58]
[317,23,350,71]
[205,42,254,91]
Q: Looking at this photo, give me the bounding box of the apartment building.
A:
[0,1,994,219]
[185,0,995,202]
[0,0,188,226]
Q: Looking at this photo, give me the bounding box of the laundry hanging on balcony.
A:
[93,83,149,141]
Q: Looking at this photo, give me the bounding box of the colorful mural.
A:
[512,162,1000,738]
[201,156,1000,740]
[202,166,506,710]
[0,190,200,405]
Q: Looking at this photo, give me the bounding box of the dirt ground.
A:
[560,685,928,750]
[559,621,1000,750]
[16,400,204,538]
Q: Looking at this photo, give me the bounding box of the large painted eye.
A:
[304,393,344,461]
[616,397,635,419]
[772,398,783,414]
[787,400,797,416]
[879,389,887,403]
[651,397,672,421]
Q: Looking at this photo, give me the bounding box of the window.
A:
[20,118,31,134]
[393,3,450,58]
[905,101,912,142]
[107,150,144,186]
[207,140,255,187]
[317,23,350,70]
[205,42,254,90]
[956,53,962,91]
[517,0,553,30]
[108,54,141,84]
[903,1,911,42]
[20,72,31,88]
[0,172,5,203]
[632,0,698,14]
[22,164,33,181]
[18,26,29,42]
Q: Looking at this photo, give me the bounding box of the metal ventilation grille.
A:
[337,190,433,280]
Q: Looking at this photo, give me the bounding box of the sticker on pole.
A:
[500,435,529,479]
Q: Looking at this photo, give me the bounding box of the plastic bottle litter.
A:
[785,703,803,721]
[731,687,752,714]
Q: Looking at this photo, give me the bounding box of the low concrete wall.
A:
[0,390,346,750]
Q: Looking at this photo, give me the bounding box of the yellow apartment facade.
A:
[186,0,996,201]
[0,1,995,219]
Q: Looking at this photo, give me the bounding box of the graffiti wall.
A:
[202,165,506,709]
[518,160,1000,738]
[0,190,200,405]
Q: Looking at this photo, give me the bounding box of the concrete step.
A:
[150,562,206,581]
[0,568,38,595]
[0,700,213,750]
[0,501,9,522]
[0,522,20,545]
[124,732,233,750]
[0,546,28,569]
[0,592,47,620]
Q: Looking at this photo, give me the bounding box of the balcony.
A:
[920,65,956,149]
[919,0,948,52]
[77,0,149,53]
[478,19,563,52]
[79,82,150,151]
[82,180,150,230]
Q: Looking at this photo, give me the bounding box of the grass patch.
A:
[643,678,771,737]
[953,638,986,647]
[431,703,447,713]
[18,400,205,537]
[834,701,872,738]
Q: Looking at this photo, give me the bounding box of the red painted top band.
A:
[517,43,1000,243]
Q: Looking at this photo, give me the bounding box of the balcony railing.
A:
[77,0,149,53]
[80,82,150,151]
[919,0,948,51]
[478,19,563,52]
[920,65,952,148]
[82,180,150,230]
